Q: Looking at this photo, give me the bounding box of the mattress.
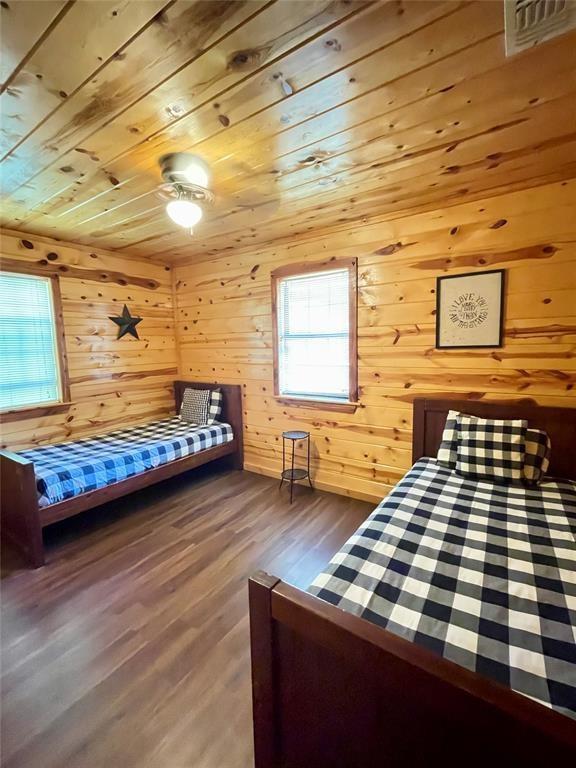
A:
[19,417,234,507]
[309,458,576,719]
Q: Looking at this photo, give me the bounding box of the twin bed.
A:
[0,381,243,567]
[2,388,575,762]
[249,398,576,766]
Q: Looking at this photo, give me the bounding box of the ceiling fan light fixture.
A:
[166,199,203,229]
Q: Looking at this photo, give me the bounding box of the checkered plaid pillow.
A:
[436,409,461,468]
[180,388,210,425]
[207,388,222,424]
[523,428,551,485]
[456,415,527,482]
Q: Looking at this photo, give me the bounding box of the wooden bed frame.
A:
[0,380,243,568]
[249,397,576,767]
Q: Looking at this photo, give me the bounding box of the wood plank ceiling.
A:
[1,0,575,263]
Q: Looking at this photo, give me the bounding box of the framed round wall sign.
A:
[435,269,505,349]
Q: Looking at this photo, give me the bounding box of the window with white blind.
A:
[0,272,68,412]
[272,259,357,407]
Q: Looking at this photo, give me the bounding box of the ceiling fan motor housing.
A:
[157,153,214,205]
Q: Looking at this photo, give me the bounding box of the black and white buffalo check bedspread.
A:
[20,418,233,508]
[309,458,576,718]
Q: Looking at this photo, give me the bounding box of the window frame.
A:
[0,266,71,420]
[271,258,358,413]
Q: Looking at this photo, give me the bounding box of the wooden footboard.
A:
[249,572,576,767]
[0,450,44,568]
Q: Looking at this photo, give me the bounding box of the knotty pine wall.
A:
[0,230,177,450]
[174,179,576,502]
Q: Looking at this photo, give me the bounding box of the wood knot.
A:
[324,38,341,51]
[375,241,410,256]
[46,252,59,260]
[227,47,267,71]
[490,219,507,229]
[21,239,34,249]
[218,114,230,127]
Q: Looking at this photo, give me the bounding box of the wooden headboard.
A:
[174,381,243,458]
[413,398,576,480]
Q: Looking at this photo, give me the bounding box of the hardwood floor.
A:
[0,465,372,768]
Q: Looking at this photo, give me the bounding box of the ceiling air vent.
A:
[504,0,576,56]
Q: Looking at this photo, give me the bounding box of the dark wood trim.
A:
[249,571,281,768]
[50,271,71,404]
[0,381,243,567]
[271,257,358,405]
[40,441,237,526]
[348,257,358,402]
[412,396,576,479]
[0,450,44,567]
[0,265,71,415]
[435,269,505,350]
[274,395,359,413]
[0,401,73,423]
[249,574,576,768]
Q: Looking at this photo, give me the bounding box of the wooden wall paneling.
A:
[159,140,576,258]
[7,0,448,236]
[0,229,176,450]
[103,32,576,257]
[0,0,69,88]
[171,177,576,277]
[174,179,576,502]
[0,0,368,221]
[0,0,168,158]
[54,1,506,251]
[0,0,264,194]
[1,0,574,259]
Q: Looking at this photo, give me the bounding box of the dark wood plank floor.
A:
[1,466,372,768]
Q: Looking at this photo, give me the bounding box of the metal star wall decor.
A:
[109,304,143,340]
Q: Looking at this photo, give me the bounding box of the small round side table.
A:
[280,430,313,503]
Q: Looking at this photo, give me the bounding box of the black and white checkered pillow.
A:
[436,409,461,468]
[180,388,210,425]
[207,388,222,424]
[456,415,527,482]
[523,428,551,485]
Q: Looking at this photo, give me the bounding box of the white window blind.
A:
[277,268,350,401]
[0,273,62,410]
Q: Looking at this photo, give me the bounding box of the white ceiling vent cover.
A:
[505,0,576,56]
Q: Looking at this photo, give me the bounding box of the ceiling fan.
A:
[156,152,214,234]
[156,150,282,236]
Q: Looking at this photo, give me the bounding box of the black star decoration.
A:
[109,304,143,340]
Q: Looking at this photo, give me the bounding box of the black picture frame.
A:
[435,269,505,349]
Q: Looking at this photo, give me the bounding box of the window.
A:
[272,259,357,409]
[0,271,69,413]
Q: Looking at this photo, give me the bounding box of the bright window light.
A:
[0,273,62,410]
[276,269,351,401]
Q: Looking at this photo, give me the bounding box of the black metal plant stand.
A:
[279,430,313,503]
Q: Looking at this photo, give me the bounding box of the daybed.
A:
[249,397,576,767]
[0,381,243,568]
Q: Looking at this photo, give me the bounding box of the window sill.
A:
[0,401,73,423]
[274,395,359,413]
